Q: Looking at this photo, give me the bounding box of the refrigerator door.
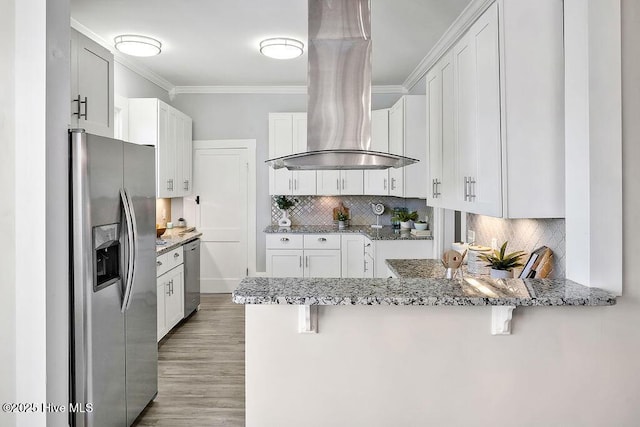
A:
[71,130,127,427]
[123,142,158,425]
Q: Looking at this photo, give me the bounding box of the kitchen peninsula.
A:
[233,261,615,427]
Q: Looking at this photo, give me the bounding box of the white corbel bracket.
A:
[491,306,516,335]
[298,305,318,334]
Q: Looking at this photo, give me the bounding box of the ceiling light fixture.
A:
[259,38,304,59]
[114,34,162,57]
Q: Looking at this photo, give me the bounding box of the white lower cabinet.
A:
[341,234,366,278]
[156,247,185,341]
[266,249,304,277]
[266,233,432,279]
[304,250,341,278]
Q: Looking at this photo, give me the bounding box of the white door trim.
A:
[193,139,257,276]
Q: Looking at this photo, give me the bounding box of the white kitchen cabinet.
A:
[266,249,304,277]
[316,170,364,195]
[304,250,341,278]
[341,234,366,278]
[427,0,564,218]
[364,109,390,195]
[388,96,427,198]
[156,247,185,341]
[70,29,114,138]
[269,113,317,196]
[453,3,502,217]
[128,98,193,198]
[426,51,455,208]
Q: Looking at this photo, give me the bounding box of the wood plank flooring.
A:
[134,294,245,426]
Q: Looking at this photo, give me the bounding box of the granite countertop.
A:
[232,258,616,307]
[263,225,433,241]
[156,227,202,255]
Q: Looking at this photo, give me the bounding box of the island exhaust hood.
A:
[266,0,418,171]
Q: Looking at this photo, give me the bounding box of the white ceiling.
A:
[70,0,472,88]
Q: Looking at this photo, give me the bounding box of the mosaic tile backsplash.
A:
[271,196,431,228]
[466,214,566,278]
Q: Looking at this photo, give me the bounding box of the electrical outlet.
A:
[467,230,476,244]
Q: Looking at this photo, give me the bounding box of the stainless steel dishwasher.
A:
[183,239,201,318]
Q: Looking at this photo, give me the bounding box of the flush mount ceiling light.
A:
[114,34,162,57]
[259,38,304,59]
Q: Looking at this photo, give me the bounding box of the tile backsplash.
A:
[466,214,566,278]
[272,196,431,228]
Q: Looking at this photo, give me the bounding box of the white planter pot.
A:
[490,268,513,279]
[338,220,346,230]
[400,221,412,229]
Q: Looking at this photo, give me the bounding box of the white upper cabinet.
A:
[316,170,364,195]
[268,113,317,196]
[388,96,427,198]
[70,29,114,138]
[427,0,564,218]
[364,109,390,195]
[128,98,193,198]
[453,3,502,217]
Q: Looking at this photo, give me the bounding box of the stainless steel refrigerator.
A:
[70,129,157,426]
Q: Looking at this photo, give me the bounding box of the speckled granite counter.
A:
[156,227,202,255]
[263,225,433,241]
[232,258,616,307]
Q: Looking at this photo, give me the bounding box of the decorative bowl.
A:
[414,222,428,230]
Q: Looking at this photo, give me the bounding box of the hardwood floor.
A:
[134,294,245,426]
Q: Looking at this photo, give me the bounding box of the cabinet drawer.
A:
[156,253,170,276]
[303,234,341,250]
[266,234,303,249]
[157,246,184,276]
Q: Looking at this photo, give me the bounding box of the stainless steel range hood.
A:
[266,0,418,171]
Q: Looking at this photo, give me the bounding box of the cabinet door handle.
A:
[432,179,436,198]
[434,179,441,198]
[184,180,189,190]
[166,283,171,296]
[391,178,396,190]
[289,179,292,190]
[463,176,469,201]
[364,259,368,272]
[318,237,326,242]
[341,178,345,190]
[294,179,298,191]
[73,95,82,117]
[157,261,162,266]
[280,237,289,242]
[383,178,387,190]
[336,179,340,191]
[365,243,371,247]
[305,256,309,268]
[299,256,302,268]
[469,177,476,200]
[81,96,88,119]
[174,253,180,258]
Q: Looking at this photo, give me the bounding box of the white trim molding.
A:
[172,85,407,95]
[70,18,175,93]
[402,0,495,90]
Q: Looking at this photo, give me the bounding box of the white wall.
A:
[244,2,640,425]
[114,62,172,103]
[0,0,16,425]
[171,93,402,272]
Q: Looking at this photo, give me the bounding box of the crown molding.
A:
[70,18,175,93]
[172,85,407,95]
[402,0,496,90]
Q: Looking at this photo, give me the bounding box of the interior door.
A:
[192,147,249,292]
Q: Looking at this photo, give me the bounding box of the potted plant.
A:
[479,241,526,279]
[391,210,418,229]
[336,210,349,230]
[274,195,298,227]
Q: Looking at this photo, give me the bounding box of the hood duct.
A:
[266,0,419,171]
